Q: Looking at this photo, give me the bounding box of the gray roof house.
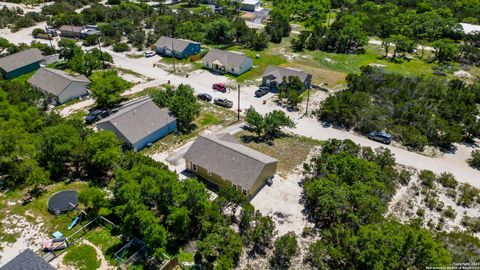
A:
[96,98,177,151]
[203,49,253,76]
[0,249,56,270]
[154,36,201,59]
[184,133,277,197]
[0,48,44,79]
[58,25,83,38]
[28,68,90,104]
[262,66,312,90]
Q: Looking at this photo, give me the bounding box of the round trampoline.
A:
[48,190,78,215]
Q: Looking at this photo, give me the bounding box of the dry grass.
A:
[234,131,322,175]
[283,61,347,86]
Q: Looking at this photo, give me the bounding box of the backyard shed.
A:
[96,98,177,151]
[184,133,277,197]
[0,48,44,79]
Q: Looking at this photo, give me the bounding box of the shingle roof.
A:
[0,48,44,73]
[262,66,311,84]
[58,25,83,33]
[97,98,176,145]
[0,249,56,270]
[203,49,250,68]
[184,133,277,190]
[155,36,199,52]
[28,68,90,96]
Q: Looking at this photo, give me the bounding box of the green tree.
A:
[83,131,122,177]
[90,70,130,108]
[58,39,79,60]
[278,76,304,109]
[431,39,460,63]
[205,19,236,44]
[79,186,108,215]
[245,106,264,137]
[272,232,298,269]
[263,110,295,138]
[468,150,480,170]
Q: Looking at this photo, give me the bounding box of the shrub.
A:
[443,206,456,220]
[437,172,457,189]
[457,184,480,207]
[461,216,480,233]
[32,28,46,37]
[419,170,436,189]
[468,150,480,170]
[416,208,425,217]
[112,42,129,52]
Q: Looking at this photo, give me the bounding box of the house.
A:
[0,48,44,79]
[261,65,312,90]
[241,0,262,12]
[460,23,480,35]
[96,98,177,151]
[203,49,253,76]
[154,36,201,59]
[80,28,101,39]
[184,133,277,197]
[58,25,83,38]
[28,68,90,104]
[0,249,56,270]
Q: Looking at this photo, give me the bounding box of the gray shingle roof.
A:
[0,48,44,73]
[262,66,312,84]
[28,68,90,96]
[155,36,199,52]
[97,98,176,145]
[58,25,83,33]
[0,249,56,270]
[203,49,250,68]
[184,133,277,190]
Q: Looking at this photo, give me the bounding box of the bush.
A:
[468,150,480,170]
[461,216,480,233]
[457,184,480,207]
[416,208,425,217]
[419,170,436,189]
[443,206,456,220]
[112,42,129,52]
[272,232,298,269]
[32,28,46,38]
[437,172,458,189]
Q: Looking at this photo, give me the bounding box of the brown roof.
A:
[0,48,44,73]
[184,133,277,190]
[58,25,83,33]
[28,68,90,96]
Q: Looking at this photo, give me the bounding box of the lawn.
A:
[63,244,100,270]
[234,131,322,175]
[84,227,122,265]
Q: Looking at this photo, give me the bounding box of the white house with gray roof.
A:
[262,66,312,90]
[96,98,177,151]
[203,49,253,76]
[184,133,277,197]
[28,68,90,104]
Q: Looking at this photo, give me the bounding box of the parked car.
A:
[367,131,392,144]
[212,83,226,92]
[144,51,156,58]
[85,109,110,124]
[255,87,270,97]
[197,93,212,102]
[214,98,233,108]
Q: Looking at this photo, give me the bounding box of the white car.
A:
[144,51,156,58]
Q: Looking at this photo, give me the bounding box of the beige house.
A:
[28,68,90,104]
[184,133,277,197]
[203,49,253,76]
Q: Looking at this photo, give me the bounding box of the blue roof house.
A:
[154,36,201,59]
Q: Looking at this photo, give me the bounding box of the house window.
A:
[208,170,212,176]
[206,63,209,67]
[192,164,197,171]
[231,67,235,72]
[243,190,247,195]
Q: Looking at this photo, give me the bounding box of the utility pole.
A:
[237,85,241,122]
[171,41,176,73]
[305,88,310,116]
[96,35,105,69]
[44,25,54,51]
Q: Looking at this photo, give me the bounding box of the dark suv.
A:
[255,86,270,97]
[197,93,212,102]
[85,109,110,124]
[214,98,233,108]
[368,131,392,144]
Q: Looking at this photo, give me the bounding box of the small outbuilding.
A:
[154,36,201,59]
[203,49,253,76]
[0,48,44,79]
[241,0,262,12]
[28,68,90,104]
[262,65,312,90]
[58,25,83,38]
[96,98,177,151]
[0,249,56,270]
[184,133,277,197]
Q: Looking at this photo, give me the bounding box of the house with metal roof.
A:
[0,48,44,79]
[96,98,177,151]
[261,66,312,90]
[58,25,83,38]
[184,133,277,197]
[241,0,262,11]
[28,68,90,104]
[0,249,56,270]
[203,49,253,76]
[154,36,201,59]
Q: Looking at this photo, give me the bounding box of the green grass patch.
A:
[178,251,194,264]
[116,67,145,78]
[126,53,144,59]
[196,112,222,127]
[84,227,122,265]
[63,244,101,270]
[0,232,18,244]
